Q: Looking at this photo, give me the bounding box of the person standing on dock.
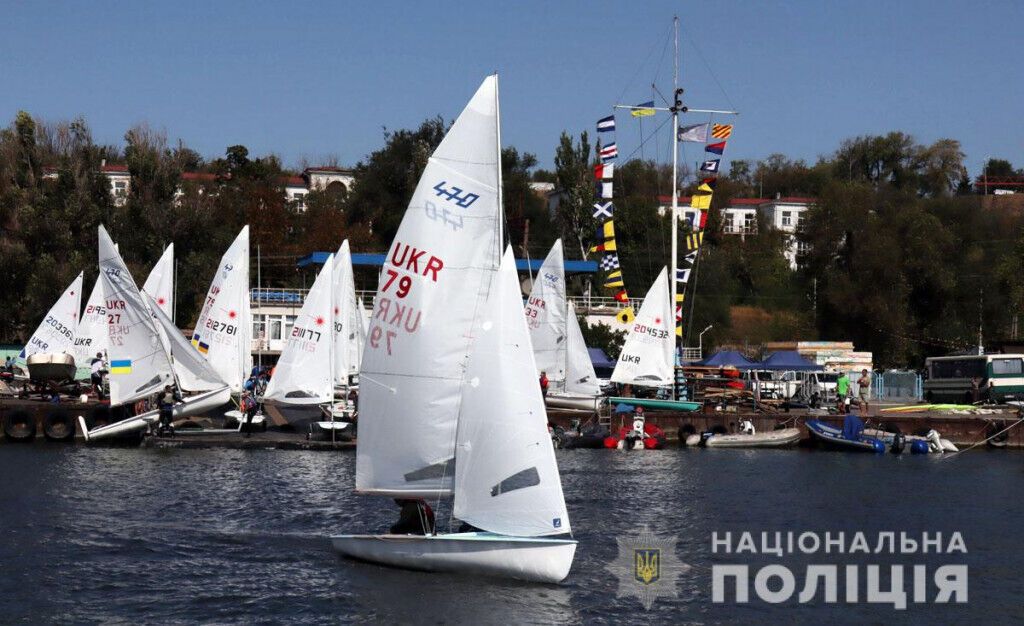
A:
[836,371,850,414]
[857,370,871,415]
[89,352,106,400]
[539,371,549,398]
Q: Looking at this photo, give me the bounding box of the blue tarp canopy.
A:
[760,350,820,371]
[588,348,615,370]
[696,350,758,369]
[297,252,598,274]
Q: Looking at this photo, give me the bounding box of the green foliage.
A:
[577,313,626,359]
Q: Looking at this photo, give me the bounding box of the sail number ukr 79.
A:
[368,241,441,355]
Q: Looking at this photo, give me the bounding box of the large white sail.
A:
[20,272,83,360]
[144,293,225,392]
[565,301,600,395]
[264,254,335,405]
[526,240,567,382]
[454,248,571,536]
[73,278,108,364]
[142,243,174,320]
[355,76,502,497]
[192,227,251,392]
[98,225,175,406]
[332,241,362,386]
[610,267,674,387]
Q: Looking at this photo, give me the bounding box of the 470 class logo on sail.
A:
[424,180,479,231]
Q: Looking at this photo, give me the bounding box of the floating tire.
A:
[3,410,37,442]
[89,406,113,430]
[43,409,76,441]
[986,420,1009,448]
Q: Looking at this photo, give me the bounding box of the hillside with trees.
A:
[1,110,1021,367]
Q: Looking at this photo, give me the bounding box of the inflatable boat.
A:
[686,427,802,448]
[805,417,885,453]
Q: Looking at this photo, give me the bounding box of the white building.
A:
[100,162,131,207]
[656,195,816,269]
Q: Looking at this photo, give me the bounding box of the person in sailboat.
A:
[389,499,435,535]
[155,384,182,436]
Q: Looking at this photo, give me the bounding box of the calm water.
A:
[0,444,1021,624]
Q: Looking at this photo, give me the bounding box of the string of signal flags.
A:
[593,107,735,334]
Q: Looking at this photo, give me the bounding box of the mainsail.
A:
[565,301,600,395]
[525,240,567,382]
[98,225,175,406]
[453,248,571,536]
[610,267,674,387]
[142,243,174,320]
[192,227,251,392]
[355,76,502,497]
[20,272,83,360]
[332,240,363,386]
[74,278,108,365]
[264,254,335,405]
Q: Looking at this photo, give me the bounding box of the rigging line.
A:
[620,115,673,164]
[614,21,674,108]
[679,21,737,112]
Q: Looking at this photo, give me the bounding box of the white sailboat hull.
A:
[80,386,231,441]
[331,532,577,583]
[544,391,601,411]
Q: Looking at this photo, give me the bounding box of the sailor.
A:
[836,371,850,414]
[90,352,106,400]
[390,498,435,535]
[857,370,871,415]
[156,384,182,436]
[240,390,258,437]
[625,406,645,450]
[539,371,549,398]
[739,418,755,435]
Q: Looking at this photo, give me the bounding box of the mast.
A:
[494,73,503,259]
[669,16,680,400]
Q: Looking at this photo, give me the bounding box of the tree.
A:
[553,131,594,259]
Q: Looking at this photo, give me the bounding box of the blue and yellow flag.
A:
[631,101,656,117]
[110,359,132,374]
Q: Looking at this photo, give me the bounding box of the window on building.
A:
[284,315,297,338]
[797,240,811,256]
[723,213,734,232]
[744,213,755,232]
[113,180,127,196]
[252,316,266,340]
[292,192,307,211]
[270,318,283,341]
[781,211,792,227]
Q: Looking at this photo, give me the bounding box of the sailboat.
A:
[191,226,252,393]
[73,277,109,373]
[526,239,602,410]
[19,272,84,383]
[332,76,576,583]
[261,253,337,430]
[79,226,230,441]
[142,243,174,320]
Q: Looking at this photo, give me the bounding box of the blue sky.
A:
[2,0,1020,179]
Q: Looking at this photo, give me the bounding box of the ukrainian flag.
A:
[197,341,210,355]
[110,359,132,374]
[631,101,656,117]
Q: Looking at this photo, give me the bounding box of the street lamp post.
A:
[698,324,713,359]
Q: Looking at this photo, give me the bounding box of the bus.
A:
[923,354,1024,404]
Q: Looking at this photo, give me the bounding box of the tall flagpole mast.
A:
[669,15,680,400]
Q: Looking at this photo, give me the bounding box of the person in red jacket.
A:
[539,371,549,398]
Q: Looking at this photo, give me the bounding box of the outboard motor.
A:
[698,431,714,447]
[925,429,943,453]
[889,432,906,454]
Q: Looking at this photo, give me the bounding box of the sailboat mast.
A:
[494,73,504,261]
[669,16,680,401]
